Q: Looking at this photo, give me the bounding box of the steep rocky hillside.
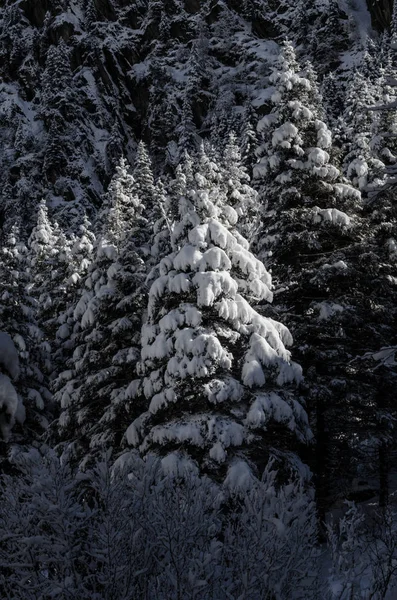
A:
[0,0,387,231]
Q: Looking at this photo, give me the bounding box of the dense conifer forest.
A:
[1,0,397,597]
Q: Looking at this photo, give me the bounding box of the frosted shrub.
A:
[327,501,368,599]
[0,448,321,600]
[0,447,91,599]
[221,460,319,600]
[327,503,397,600]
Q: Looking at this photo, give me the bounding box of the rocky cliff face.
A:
[0,0,373,231]
[366,0,393,31]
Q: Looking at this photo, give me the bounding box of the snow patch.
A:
[314,302,344,321]
[224,460,255,492]
[312,207,351,227]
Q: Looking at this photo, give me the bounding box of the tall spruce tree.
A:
[126,150,311,483]
[55,158,148,467]
[176,21,213,155]
[240,104,259,175]
[27,199,58,376]
[0,224,50,451]
[253,43,358,271]
[221,132,259,242]
[360,103,397,505]
[39,40,74,127]
[371,71,397,168]
[0,227,26,450]
[342,69,382,191]
[132,141,156,216]
[27,201,92,382]
[253,41,389,521]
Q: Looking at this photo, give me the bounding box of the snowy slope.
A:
[0,0,364,232]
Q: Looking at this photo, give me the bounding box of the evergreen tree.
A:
[240,103,258,174]
[391,0,397,43]
[176,22,213,155]
[371,75,397,168]
[132,141,156,212]
[0,227,26,448]
[27,200,90,381]
[100,156,141,236]
[355,165,397,506]
[132,141,170,260]
[253,43,353,265]
[0,224,50,449]
[126,153,311,481]
[342,69,382,191]
[253,41,388,521]
[39,40,74,126]
[0,330,22,447]
[43,119,70,184]
[27,199,58,370]
[147,59,176,162]
[55,159,148,467]
[85,0,98,29]
[48,216,96,387]
[106,121,123,174]
[177,89,199,156]
[221,132,259,242]
[209,88,239,153]
[362,36,384,84]
[321,72,344,127]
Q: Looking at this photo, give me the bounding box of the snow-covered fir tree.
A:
[132,141,157,218]
[0,224,50,452]
[55,158,148,467]
[52,216,97,358]
[221,132,259,241]
[131,142,172,262]
[0,229,25,447]
[0,329,22,450]
[27,201,94,383]
[253,40,390,520]
[146,58,177,164]
[27,200,58,377]
[253,42,359,269]
[39,40,74,126]
[341,69,383,191]
[240,104,259,174]
[356,172,397,505]
[126,152,311,482]
[371,72,397,167]
[176,19,213,155]
[321,72,345,127]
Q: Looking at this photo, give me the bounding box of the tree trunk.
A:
[315,395,328,540]
[379,440,389,508]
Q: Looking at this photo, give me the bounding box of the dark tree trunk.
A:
[376,372,393,509]
[315,395,329,540]
[379,440,389,508]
